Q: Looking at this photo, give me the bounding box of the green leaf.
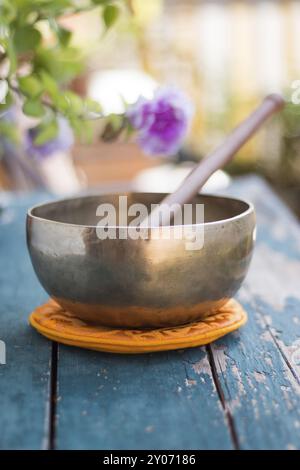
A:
[13,25,42,54]
[44,87,85,117]
[51,94,69,113]
[49,17,72,46]
[57,26,72,46]
[103,4,119,29]
[84,98,102,115]
[69,116,93,143]
[0,23,9,41]
[18,75,43,98]
[11,0,72,22]
[6,39,17,75]
[0,0,16,24]
[101,114,125,141]
[34,47,82,84]
[0,91,14,114]
[33,120,59,146]
[93,0,111,4]
[0,120,19,143]
[22,98,45,117]
[62,90,84,115]
[39,70,58,98]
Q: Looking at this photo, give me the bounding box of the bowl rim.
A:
[27,192,255,229]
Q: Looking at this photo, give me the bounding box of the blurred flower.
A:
[26,117,74,159]
[126,86,194,156]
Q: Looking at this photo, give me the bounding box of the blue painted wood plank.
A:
[0,193,51,449]
[207,175,300,449]
[55,346,233,450]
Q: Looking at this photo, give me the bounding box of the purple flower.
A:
[126,86,194,156]
[26,117,74,159]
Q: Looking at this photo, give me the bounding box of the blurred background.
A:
[1,0,300,216]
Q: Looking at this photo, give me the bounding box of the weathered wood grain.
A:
[207,176,300,449]
[0,193,51,449]
[55,346,233,449]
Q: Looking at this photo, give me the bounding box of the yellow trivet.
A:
[29,299,247,354]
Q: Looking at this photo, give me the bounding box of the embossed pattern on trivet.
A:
[29,299,247,354]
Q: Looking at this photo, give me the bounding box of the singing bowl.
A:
[27,193,255,328]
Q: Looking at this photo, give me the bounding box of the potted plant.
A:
[0,0,193,199]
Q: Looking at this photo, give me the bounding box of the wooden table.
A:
[1,175,300,450]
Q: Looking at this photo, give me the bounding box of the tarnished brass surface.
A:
[27,193,255,328]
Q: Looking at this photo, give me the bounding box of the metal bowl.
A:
[27,192,255,328]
